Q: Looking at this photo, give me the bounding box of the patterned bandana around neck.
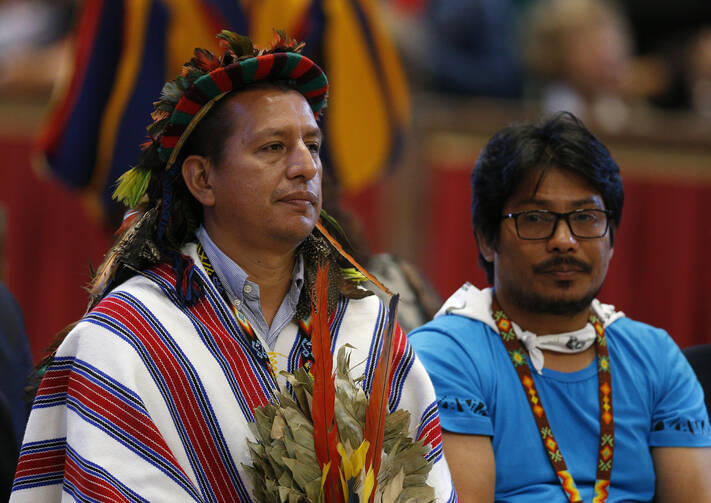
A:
[513,322,597,374]
[491,297,615,503]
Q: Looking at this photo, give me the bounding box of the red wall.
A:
[0,137,111,362]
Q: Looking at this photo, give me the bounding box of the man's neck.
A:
[205,226,297,326]
[238,252,294,326]
[495,295,591,336]
[495,294,596,372]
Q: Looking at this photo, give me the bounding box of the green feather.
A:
[340,267,367,283]
[113,166,151,208]
[319,209,353,249]
[159,80,183,105]
[217,30,255,58]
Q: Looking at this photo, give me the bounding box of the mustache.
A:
[532,256,593,274]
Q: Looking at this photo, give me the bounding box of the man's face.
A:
[203,87,322,253]
[482,166,614,316]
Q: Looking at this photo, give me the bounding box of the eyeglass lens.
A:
[516,210,608,239]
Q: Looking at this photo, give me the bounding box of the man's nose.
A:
[286,140,319,180]
[546,217,579,252]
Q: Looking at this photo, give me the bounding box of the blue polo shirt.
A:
[410,314,711,502]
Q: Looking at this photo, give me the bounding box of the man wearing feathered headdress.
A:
[11,32,456,502]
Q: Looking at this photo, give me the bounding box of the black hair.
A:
[471,111,624,283]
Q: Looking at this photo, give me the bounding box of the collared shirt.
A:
[195,226,304,349]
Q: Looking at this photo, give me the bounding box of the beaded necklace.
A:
[491,298,614,503]
[196,243,315,378]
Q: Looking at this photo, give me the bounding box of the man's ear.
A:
[608,224,616,259]
[182,155,215,207]
[476,230,496,263]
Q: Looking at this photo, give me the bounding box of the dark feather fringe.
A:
[168,249,203,307]
[295,232,372,320]
[157,165,179,242]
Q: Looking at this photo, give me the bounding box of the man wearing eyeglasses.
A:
[409,112,711,502]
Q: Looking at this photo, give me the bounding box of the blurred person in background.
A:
[423,0,524,98]
[381,0,526,97]
[0,207,32,501]
[0,282,31,501]
[0,0,75,96]
[684,28,711,118]
[522,0,647,131]
[410,112,711,502]
[617,0,711,114]
[321,172,443,334]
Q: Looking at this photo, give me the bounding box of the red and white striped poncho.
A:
[12,243,457,503]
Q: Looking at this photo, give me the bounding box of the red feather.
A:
[310,262,342,501]
[364,294,400,501]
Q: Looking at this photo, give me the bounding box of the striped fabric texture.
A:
[12,243,454,502]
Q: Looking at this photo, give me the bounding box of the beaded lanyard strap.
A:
[196,243,315,378]
[491,298,614,503]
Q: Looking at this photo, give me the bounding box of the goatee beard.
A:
[508,284,601,316]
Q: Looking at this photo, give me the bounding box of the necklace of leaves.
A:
[491,297,614,503]
[196,243,315,379]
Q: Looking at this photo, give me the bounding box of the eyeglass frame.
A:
[501,208,613,240]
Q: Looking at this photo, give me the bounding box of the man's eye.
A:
[522,212,548,223]
[572,212,596,222]
[307,142,321,154]
[262,143,284,153]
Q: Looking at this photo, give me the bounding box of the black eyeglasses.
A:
[502,209,612,240]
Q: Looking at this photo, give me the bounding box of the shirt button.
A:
[233,299,242,307]
[244,285,253,294]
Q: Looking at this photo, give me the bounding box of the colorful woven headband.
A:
[159,51,328,167]
[114,30,328,209]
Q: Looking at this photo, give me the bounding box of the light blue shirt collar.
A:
[195,225,304,348]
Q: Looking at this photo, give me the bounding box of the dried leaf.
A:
[379,468,404,503]
[282,456,321,490]
[245,342,435,503]
[271,412,286,440]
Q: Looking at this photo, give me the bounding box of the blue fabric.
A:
[426,0,523,98]
[0,282,32,448]
[0,283,32,501]
[410,314,711,502]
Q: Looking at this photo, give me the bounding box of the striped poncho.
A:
[12,243,456,502]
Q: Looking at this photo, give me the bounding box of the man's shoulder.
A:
[84,268,183,326]
[408,311,500,368]
[412,311,494,338]
[98,269,172,301]
[410,283,498,340]
[606,315,671,344]
[604,315,683,367]
[337,290,382,318]
[331,293,390,334]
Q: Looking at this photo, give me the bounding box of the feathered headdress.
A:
[94,30,380,308]
[113,29,328,210]
[89,30,329,306]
